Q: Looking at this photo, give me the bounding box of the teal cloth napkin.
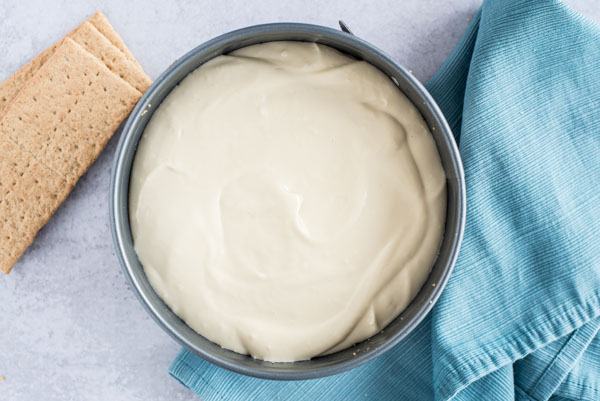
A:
[169,0,600,399]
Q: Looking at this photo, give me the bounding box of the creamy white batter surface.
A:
[129,41,446,362]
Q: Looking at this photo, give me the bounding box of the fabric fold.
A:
[429,0,600,398]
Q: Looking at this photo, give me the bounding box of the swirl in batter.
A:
[129,42,446,362]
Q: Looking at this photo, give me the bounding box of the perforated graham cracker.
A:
[71,21,151,92]
[0,38,142,274]
[0,45,58,116]
[87,11,142,69]
[0,139,71,274]
[0,11,149,114]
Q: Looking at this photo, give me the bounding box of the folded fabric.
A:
[169,0,600,399]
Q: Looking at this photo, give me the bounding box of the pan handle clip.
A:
[338,20,355,36]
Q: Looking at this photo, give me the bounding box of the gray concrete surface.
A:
[0,0,598,399]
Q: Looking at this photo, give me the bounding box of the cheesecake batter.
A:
[129,42,446,362]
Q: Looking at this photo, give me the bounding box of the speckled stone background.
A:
[0,0,598,400]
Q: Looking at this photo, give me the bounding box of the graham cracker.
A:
[87,11,142,69]
[71,21,151,93]
[0,139,71,274]
[0,11,149,115]
[0,38,142,273]
[0,44,59,116]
